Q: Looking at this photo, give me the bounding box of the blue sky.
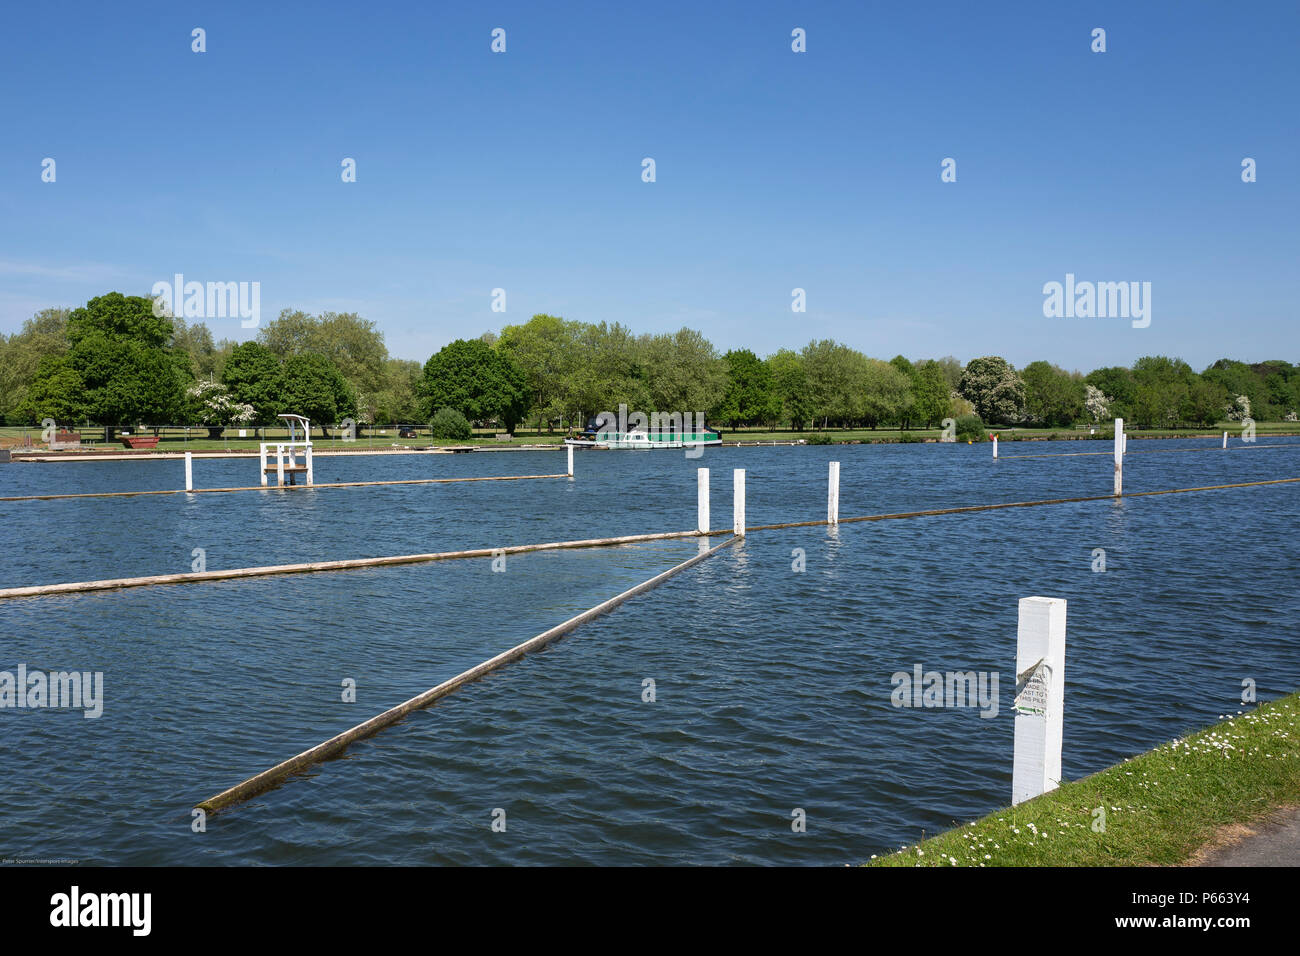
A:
[2,1,1296,372]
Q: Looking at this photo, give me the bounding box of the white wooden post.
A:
[184,452,193,491]
[827,461,840,525]
[276,444,285,487]
[259,444,268,486]
[733,468,745,537]
[567,443,574,478]
[1113,418,1123,496]
[992,434,998,459]
[697,468,710,533]
[1223,431,1228,449]
[305,444,314,485]
[1012,596,1066,806]
[1123,432,1128,455]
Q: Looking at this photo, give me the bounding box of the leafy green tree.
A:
[222,341,284,426]
[640,328,726,415]
[499,314,581,431]
[280,353,356,435]
[911,361,952,427]
[430,406,472,440]
[715,349,779,427]
[17,355,85,423]
[0,307,70,422]
[1131,356,1194,428]
[1022,361,1085,427]
[418,339,529,432]
[958,356,1025,426]
[863,358,915,428]
[802,339,871,427]
[31,293,192,428]
[767,349,809,429]
[1085,366,1136,421]
[566,322,649,423]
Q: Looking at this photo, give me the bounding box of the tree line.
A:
[2,294,1297,432]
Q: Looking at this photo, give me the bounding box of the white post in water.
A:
[1123,432,1128,455]
[1113,418,1123,496]
[276,444,285,487]
[733,468,746,537]
[1223,431,1228,449]
[184,452,193,492]
[992,434,998,459]
[827,461,840,525]
[305,444,314,485]
[567,443,574,478]
[697,468,710,533]
[1012,596,1067,806]
[259,444,268,486]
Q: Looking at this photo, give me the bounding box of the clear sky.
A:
[2,1,1295,372]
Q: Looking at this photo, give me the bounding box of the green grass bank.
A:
[868,690,1300,866]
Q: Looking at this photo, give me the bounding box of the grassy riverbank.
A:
[868,690,1300,866]
[5,422,1300,454]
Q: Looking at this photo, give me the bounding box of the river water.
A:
[2,437,1297,864]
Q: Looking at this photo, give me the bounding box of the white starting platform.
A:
[260,414,314,487]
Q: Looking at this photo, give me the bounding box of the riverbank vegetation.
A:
[3,295,1298,440]
[868,691,1300,866]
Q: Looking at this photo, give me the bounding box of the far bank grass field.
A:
[4,422,1299,454]
[869,691,1300,866]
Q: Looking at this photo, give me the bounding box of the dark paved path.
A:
[1199,807,1300,866]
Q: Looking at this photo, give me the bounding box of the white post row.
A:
[567,443,574,478]
[992,434,998,459]
[1011,596,1067,806]
[697,468,710,533]
[733,468,745,536]
[827,461,840,525]
[1113,417,1123,496]
[184,452,193,492]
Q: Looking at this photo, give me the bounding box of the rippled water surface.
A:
[2,438,1298,865]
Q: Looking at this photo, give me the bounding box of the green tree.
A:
[1022,361,1085,427]
[498,314,581,431]
[1085,366,1136,421]
[0,307,70,423]
[640,328,727,415]
[911,360,952,427]
[958,356,1026,425]
[280,353,356,435]
[222,341,284,426]
[715,349,779,427]
[418,339,529,432]
[767,349,809,429]
[29,293,191,428]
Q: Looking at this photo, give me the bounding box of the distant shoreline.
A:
[6,430,1292,463]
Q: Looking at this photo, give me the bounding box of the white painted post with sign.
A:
[733,468,745,536]
[827,461,840,525]
[567,443,574,478]
[1113,418,1123,496]
[697,468,710,533]
[1012,596,1066,806]
[185,452,193,492]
